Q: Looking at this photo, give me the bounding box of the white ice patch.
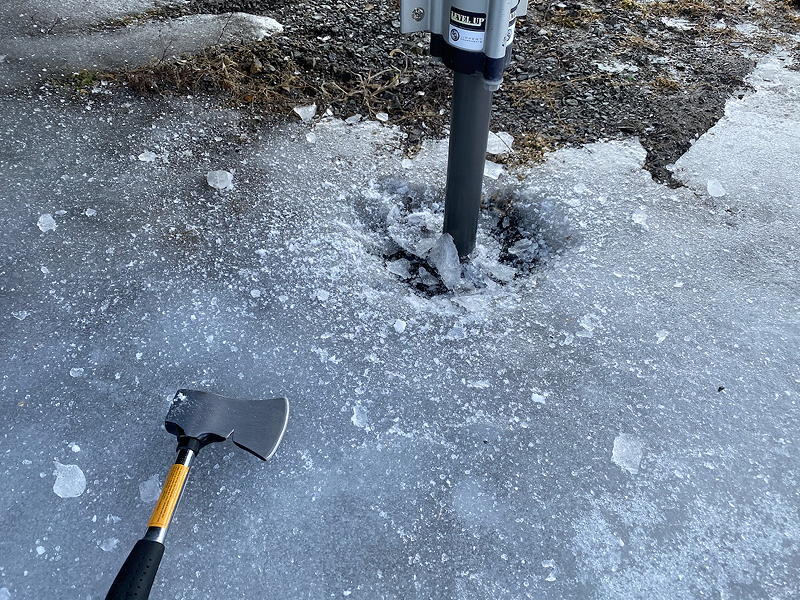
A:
[206,170,234,190]
[99,537,119,552]
[706,179,727,198]
[293,104,317,123]
[138,474,161,502]
[612,434,644,474]
[351,404,369,429]
[393,319,407,334]
[486,131,514,155]
[387,258,412,279]
[137,150,157,162]
[316,289,331,302]
[52,461,86,498]
[484,160,505,180]
[37,214,57,232]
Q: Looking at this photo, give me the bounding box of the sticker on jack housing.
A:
[448,7,486,52]
[504,0,519,47]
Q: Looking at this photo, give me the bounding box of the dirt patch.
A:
[87,0,800,183]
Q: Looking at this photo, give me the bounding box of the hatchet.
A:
[105,389,289,600]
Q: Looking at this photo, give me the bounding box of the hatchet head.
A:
[165,389,289,461]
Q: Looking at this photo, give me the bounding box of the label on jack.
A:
[448,7,487,52]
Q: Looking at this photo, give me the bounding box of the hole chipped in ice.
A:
[355,180,578,297]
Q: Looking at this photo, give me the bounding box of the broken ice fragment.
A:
[70,443,81,452]
[250,289,262,298]
[316,289,330,302]
[12,310,29,321]
[401,158,413,169]
[417,266,439,287]
[36,546,45,555]
[655,329,669,344]
[69,367,84,378]
[542,559,555,568]
[531,392,546,404]
[428,234,461,290]
[393,319,407,334]
[37,213,57,232]
[345,114,363,124]
[99,538,119,552]
[612,434,644,474]
[85,208,97,217]
[0,588,10,600]
[387,258,412,279]
[631,209,649,229]
[206,170,234,190]
[484,160,504,180]
[706,179,727,198]
[139,475,161,502]
[52,461,87,498]
[486,131,514,154]
[293,104,317,122]
[305,131,317,144]
[375,112,389,122]
[137,151,157,162]
[351,404,369,429]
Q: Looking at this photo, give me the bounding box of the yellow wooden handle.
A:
[148,464,189,528]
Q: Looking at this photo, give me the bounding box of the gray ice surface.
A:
[0,22,798,600]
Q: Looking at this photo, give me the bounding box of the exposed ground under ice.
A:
[1,53,798,600]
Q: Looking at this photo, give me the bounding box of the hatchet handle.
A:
[106,447,196,600]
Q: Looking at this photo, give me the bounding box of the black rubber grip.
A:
[105,539,165,600]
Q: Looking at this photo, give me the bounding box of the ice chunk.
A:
[316,289,330,302]
[250,289,261,298]
[351,404,369,429]
[417,267,439,287]
[70,443,81,452]
[706,179,727,198]
[99,538,119,552]
[84,208,97,217]
[52,461,86,498]
[0,587,10,600]
[531,392,546,404]
[427,234,461,290]
[655,329,669,344]
[36,546,45,555]
[240,13,284,39]
[138,475,161,502]
[37,214,57,232]
[137,150,157,162]
[293,104,317,123]
[393,319,407,334]
[12,310,29,321]
[69,367,84,378]
[206,170,234,190]
[661,17,693,31]
[631,208,649,229]
[612,434,644,474]
[345,114,363,124]
[484,160,505,180]
[375,112,389,122]
[305,131,317,144]
[486,131,514,154]
[387,258,412,279]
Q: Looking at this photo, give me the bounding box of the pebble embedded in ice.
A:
[84,208,97,217]
[99,538,119,552]
[486,131,514,154]
[612,434,644,474]
[428,233,462,290]
[706,179,727,198]
[139,475,161,502]
[375,112,389,122]
[137,151,157,162]
[37,213,57,232]
[206,170,234,190]
[293,103,317,123]
[52,461,87,498]
[69,367,84,378]
[393,319,407,334]
[655,329,669,344]
[484,160,505,180]
[250,289,262,298]
[316,289,330,302]
[12,310,29,321]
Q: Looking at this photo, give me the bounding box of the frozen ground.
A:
[1,6,799,600]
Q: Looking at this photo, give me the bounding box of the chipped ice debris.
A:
[387,258,412,279]
[661,17,693,31]
[52,461,86,498]
[12,310,29,321]
[36,545,45,555]
[631,208,649,229]
[393,319,407,334]
[293,103,317,123]
[305,131,317,144]
[576,313,601,338]
[735,23,759,37]
[486,131,514,154]
[706,179,727,198]
[99,538,119,552]
[345,114,363,124]
[427,234,462,290]
[375,112,389,123]
[351,404,369,429]
[484,160,505,180]
[37,213,57,232]
[417,266,439,287]
[69,367,84,378]
[316,289,331,302]
[84,208,97,217]
[387,206,442,258]
[596,61,639,74]
[531,391,547,404]
[466,380,491,389]
[655,329,669,344]
[206,170,234,190]
[542,559,557,581]
[137,150,157,162]
[445,325,467,340]
[612,434,644,474]
[250,289,262,298]
[401,158,413,169]
[0,588,9,600]
[138,475,161,502]
[238,13,284,39]
[69,443,81,453]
